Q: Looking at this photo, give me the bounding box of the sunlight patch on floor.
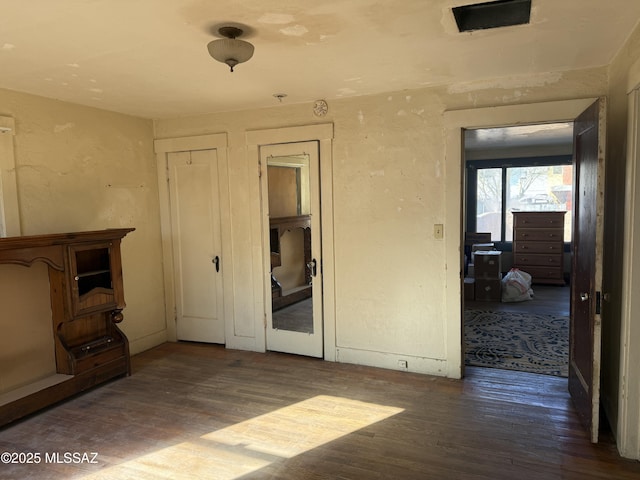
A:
[79,395,404,479]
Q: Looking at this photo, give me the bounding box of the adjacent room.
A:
[2,1,640,478]
[463,122,573,377]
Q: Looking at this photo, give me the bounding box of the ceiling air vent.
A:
[453,0,531,32]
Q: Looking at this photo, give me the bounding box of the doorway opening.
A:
[447,98,606,443]
[462,122,573,377]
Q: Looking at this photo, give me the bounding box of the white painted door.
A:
[261,141,323,357]
[168,149,224,343]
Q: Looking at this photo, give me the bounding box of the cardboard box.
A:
[465,232,492,246]
[464,277,475,300]
[475,277,502,302]
[474,250,502,278]
[464,233,492,277]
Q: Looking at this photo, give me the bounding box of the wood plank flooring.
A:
[465,284,570,316]
[1,342,639,479]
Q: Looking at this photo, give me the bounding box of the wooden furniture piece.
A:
[269,216,312,310]
[512,211,566,285]
[473,250,503,301]
[0,228,134,426]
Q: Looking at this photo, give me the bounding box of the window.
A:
[467,158,573,245]
[0,116,19,237]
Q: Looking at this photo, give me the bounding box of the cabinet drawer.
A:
[513,242,563,253]
[514,253,562,266]
[521,266,563,281]
[73,341,126,373]
[514,213,565,228]
[514,229,563,242]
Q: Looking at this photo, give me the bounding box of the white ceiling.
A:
[465,122,575,159]
[1,0,640,120]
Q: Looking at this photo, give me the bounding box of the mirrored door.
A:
[261,141,323,357]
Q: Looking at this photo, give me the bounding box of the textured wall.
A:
[0,88,166,378]
[155,65,607,375]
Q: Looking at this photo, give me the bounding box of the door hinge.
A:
[595,291,602,315]
[258,159,262,178]
[264,313,267,328]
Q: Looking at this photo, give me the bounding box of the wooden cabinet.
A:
[69,242,121,316]
[0,228,134,426]
[512,212,566,285]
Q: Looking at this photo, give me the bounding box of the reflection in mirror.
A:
[268,155,313,334]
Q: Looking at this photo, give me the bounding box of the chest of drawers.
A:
[512,211,566,285]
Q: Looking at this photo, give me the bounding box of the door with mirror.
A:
[261,141,323,357]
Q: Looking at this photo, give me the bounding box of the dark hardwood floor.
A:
[465,284,570,316]
[1,342,638,479]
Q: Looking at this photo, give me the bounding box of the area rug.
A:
[464,309,569,377]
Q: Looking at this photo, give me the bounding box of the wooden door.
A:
[168,149,224,344]
[261,142,323,358]
[569,99,605,443]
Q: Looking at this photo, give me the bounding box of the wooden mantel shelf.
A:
[268,216,312,311]
[0,228,134,271]
[0,228,134,427]
[269,215,311,231]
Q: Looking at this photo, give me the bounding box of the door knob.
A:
[212,256,220,272]
[580,292,589,301]
[307,259,317,277]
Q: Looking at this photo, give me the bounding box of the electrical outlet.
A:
[434,224,444,239]
[398,359,408,370]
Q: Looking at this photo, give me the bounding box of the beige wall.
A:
[0,89,166,391]
[154,66,607,376]
[0,263,54,392]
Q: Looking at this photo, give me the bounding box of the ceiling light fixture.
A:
[207,26,254,72]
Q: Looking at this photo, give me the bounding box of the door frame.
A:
[0,116,20,237]
[246,123,336,360]
[443,98,597,380]
[619,79,640,458]
[154,133,234,344]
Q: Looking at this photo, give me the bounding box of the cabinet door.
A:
[68,242,120,317]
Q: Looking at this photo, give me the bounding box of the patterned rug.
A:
[464,309,569,377]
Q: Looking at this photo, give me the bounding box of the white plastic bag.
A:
[501,268,534,302]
